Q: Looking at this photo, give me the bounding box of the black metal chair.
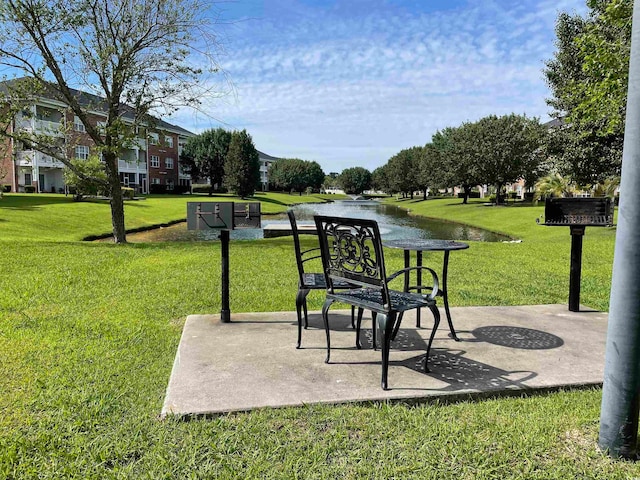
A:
[314,215,441,390]
[287,210,358,349]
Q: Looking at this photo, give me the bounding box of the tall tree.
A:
[417,144,443,200]
[544,0,631,184]
[179,128,231,194]
[371,164,391,194]
[0,0,224,242]
[269,158,324,194]
[432,125,483,204]
[304,161,325,192]
[338,166,371,195]
[223,130,260,198]
[386,149,419,198]
[472,114,546,204]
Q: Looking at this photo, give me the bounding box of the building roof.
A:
[257,150,280,161]
[543,118,564,128]
[0,77,194,136]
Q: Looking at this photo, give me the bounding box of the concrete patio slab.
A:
[161,304,608,417]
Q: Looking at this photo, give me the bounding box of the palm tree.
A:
[534,173,576,200]
[592,176,621,199]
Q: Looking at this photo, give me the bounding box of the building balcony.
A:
[118,159,147,171]
[17,150,65,168]
[19,119,65,137]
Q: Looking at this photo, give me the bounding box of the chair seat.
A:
[328,288,435,314]
[302,273,353,290]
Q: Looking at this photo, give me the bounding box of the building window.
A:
[149,133,159,145]
[165,135,174,148]
[73,116,85,132]
[75,145,89,160]
[151,177,161,185]
[150,155,160,168]
[166,179,174,191]
[24,173,32,185]
[165,157,174,169]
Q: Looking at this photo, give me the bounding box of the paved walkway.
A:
[162,304,608,417]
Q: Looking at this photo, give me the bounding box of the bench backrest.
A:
[314,215,390,303]
[287,210,318,286]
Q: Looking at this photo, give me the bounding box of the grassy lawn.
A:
[1,193,636,478]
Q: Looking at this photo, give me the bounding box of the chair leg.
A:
[355,307,365,349]
[372,312,377,350]
[296,288,310,349]
[322,298,335,364]
[424,304,441,373]
[303,299,309,329]
[377,312,397,390]
[351,305,356,329]
[390,312,405,341]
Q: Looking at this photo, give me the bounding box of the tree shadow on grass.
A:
[0,194,75,210]
[251,195,287,206]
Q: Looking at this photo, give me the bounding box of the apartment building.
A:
[0,82,194,194]
[258,150,279,191]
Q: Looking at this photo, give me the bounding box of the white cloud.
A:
[172,0,588,173]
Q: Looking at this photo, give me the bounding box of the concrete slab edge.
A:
[160,381,603,421]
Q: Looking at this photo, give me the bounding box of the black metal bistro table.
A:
[383,239,469,341]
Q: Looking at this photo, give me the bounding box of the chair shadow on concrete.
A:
[301,313,542,392]
[395,349,537,392]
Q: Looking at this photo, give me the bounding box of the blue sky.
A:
[172,0,588,174]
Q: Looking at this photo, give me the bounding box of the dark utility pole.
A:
[599,2,640,458]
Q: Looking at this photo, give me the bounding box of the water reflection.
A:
[121,200,509,243]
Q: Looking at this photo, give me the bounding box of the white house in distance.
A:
[258,150,280,191]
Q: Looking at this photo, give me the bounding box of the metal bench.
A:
[314,215,441,390]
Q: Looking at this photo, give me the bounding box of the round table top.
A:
[383,239,470,252]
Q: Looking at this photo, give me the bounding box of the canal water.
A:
[122,200,509,243]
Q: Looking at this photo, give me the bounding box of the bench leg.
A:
[372,312,377,350]
[377,312,397,390]
[355,307,365,349]
[296,288,310,349]
[322,298,335,364]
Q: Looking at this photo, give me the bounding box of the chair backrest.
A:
[314,215,390,301]
[287,210,318,285]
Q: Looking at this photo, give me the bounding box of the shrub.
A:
[191,184,210,194]
[172,184,190,194]
[121,187,135,199]
[149,184,167,194]
[24,185,36,193]
[457,191,481,199]
[192,184,227,194]
[2,184,11,193]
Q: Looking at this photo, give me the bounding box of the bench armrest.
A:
[387,266,440,301]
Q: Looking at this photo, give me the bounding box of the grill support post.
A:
[568,226,585,312]
[220,229,231,323]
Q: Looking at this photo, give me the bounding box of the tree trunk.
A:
[495,182,504,205]
[423,189,427,200]
[104,153,127,243]
[461,184,470,204]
